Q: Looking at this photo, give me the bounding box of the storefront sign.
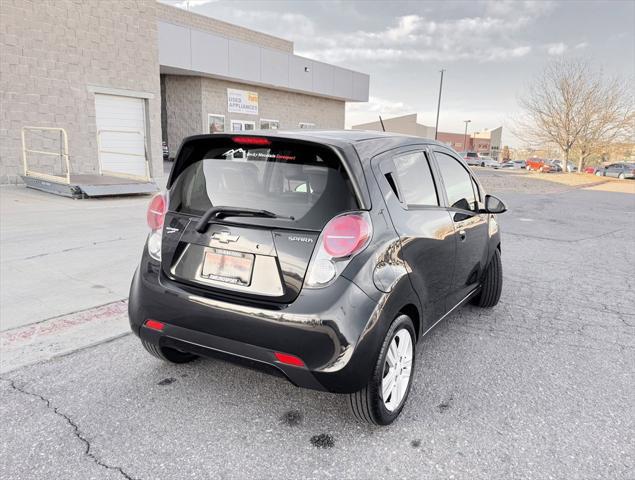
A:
[227,89,258,115]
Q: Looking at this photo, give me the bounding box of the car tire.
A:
[348,315,416,426]
[472,248,502,308]
[141,339,198,364]
[481,162,485,167]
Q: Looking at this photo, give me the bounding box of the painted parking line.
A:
[0,300,130,373]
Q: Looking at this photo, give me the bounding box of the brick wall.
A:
[155,3,293,53]
[163,75,345,156]
[0,0,162,184]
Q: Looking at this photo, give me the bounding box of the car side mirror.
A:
[483,194,506,214]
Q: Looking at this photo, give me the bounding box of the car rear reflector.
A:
[274,352,305,367]
[232,136,271,146]
[323,214,371,258]
[145,319,165,331]
[147,194,166,231]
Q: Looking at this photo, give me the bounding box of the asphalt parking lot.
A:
[1,169,634,479]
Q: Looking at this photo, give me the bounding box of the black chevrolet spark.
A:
[129,131,506,425]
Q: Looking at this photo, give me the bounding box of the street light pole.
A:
[463,119,471,151]
[434,69,445,140]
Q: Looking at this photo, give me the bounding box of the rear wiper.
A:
[195,206,294,233]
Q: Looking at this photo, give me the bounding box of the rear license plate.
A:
[201,248,254,286]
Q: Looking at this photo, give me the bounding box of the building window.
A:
[231,120,255,132]
[260,119,279,130]
[208,114,225,133]
[299,122,316,129]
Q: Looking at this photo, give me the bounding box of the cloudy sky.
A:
[161,0,634,146]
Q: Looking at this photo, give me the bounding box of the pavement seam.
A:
[1,377,140,480]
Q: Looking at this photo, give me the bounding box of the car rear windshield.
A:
[168,137,359,230]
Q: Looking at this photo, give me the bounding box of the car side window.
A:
[434,151,478,212]
[392,151,439,206]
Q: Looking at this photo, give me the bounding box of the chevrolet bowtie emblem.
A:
[211,231,240,243]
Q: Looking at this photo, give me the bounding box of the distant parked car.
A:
[584,166,601,174]
[552,160,577,172]
[526,158,551,172]
[479,156,500,168]
[459,151,481,166]
[547,160,563,172]
[500,160,525,169]
[602,162,635,179]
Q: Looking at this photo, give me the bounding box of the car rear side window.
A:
[392,151,439,206]
[168,137,359,230]
[434,151,478,212]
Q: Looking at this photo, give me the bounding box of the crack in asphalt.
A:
[20,237,130,261]
[1,378,139,480]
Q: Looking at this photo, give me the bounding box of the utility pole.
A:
[463,119,471,151]
[434,69,445,140]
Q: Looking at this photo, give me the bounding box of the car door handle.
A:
[459,229,466,241]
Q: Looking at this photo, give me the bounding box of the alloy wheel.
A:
[381,329,413,412]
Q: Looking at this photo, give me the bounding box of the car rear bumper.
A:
[128,253,384,393]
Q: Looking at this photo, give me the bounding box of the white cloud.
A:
[546,42,568,55]
[345,96,414,129]
[575,42,589,49]
[295,12,536,64]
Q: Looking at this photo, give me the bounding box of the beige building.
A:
[352,114,436,139]
[0,1,369,193]
[353,113,503,159]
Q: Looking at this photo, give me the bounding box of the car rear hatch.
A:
[161,134,362,304]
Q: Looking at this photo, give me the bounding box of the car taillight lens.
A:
[305,212,372,288]
[147,193,166,230]
[323,214,371,258]
[146,193,166,262]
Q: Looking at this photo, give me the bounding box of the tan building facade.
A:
[0,0,162,184]
[353,114,503,159]
[0,1,369,185]
[353,114,436,139]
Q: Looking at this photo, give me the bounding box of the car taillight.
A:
[305,212,372,288]
[323,214,371,258]
[146,193,167,262]
[147,193,166,230]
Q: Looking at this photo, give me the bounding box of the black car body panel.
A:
[129,130,502,393]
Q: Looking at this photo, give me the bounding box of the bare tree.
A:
[574,78,634,171]
[515,59,633,172]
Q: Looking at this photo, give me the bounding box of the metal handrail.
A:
[96,129,150,181]
[21,126,71,184]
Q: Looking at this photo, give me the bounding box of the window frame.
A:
[207,114,225,133]
[259,118,280,130]
[430,147,484,216]
[230,120,256,132]
[390,149,441,209]
[298,122,316,129]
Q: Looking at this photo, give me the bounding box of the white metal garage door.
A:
[95,94,148,179]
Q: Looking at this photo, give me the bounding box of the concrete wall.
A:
[163,75,345,156]
[163,75,202,158]
[0,0,163,184]
[155,2,293,54]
